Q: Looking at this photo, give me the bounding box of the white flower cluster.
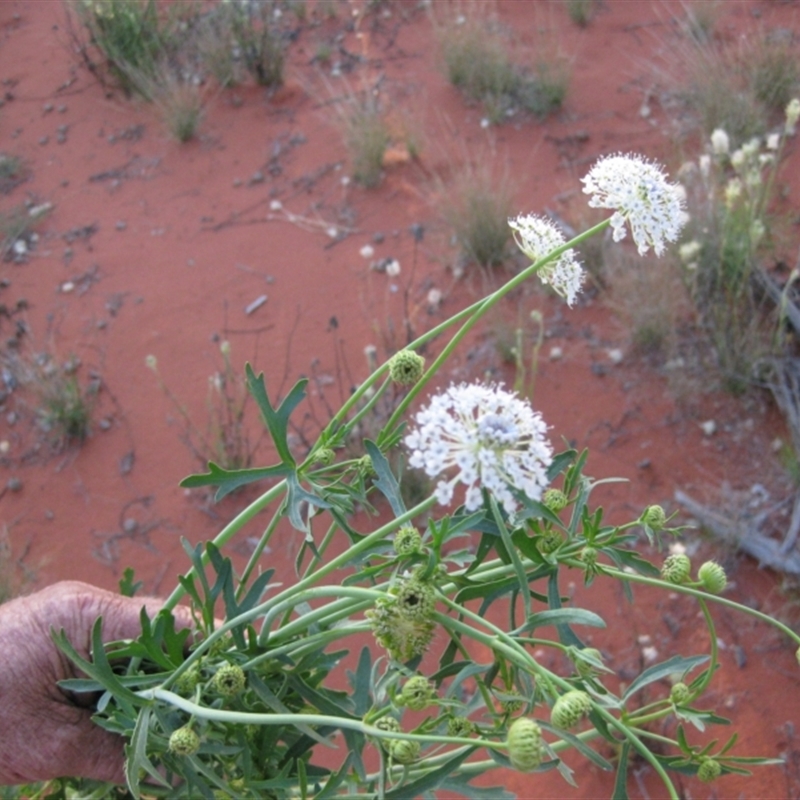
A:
[582,154,686,257]
[508,214,584,306]
[405,383,553,516]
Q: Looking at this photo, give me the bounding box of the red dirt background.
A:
[1,0,800,797]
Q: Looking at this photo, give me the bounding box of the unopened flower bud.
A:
[212,663,246,697]
[543,488,568,512]
[169,725,200,756]
[698,561,727,594]
[313,447,335,466]
[506,717,543,772]
[394,525,422,556]
[375,717,400,735]
[357,454,375,478]
[538,529,563,554]
[174,664,201,696]
[574,647,604,678]
[642,505,667,531]
[398,676,436,711]
[697,757,722,783]
[580,546,598,568]
[670,682,691,706]
[388,350,426,385]
[447,716,475,738]
[550,690,592,729]
[219,340,231,356]
[389,738,421,764]
[661,553,691,585]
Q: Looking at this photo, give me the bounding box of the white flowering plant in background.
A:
[46,152,800,800]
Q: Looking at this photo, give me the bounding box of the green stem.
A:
[164,480,287,611]
[236,506,284,602]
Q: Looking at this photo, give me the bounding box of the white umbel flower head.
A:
[405,383,553,517]
[710,128,730,155]
[508,214,584,306]
[581,153,686,257]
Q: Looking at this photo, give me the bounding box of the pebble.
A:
[98,418,112,431]
[6,477,22,492]
[700,420,716,436]
[115,220,127,231]
[549,346,563,361]
[57,104,67,113]
[372,231,385,244]
[122,518,138,534]
[38,135,49,145]
[6,412,17,426]
[249,170,265,184]
[12,240,27,256]
[359,244,374,259]
[607,348,623,365]
[43,102,54,113]
[0,440,9,454]
[61,281,75,293]
[233,178,242,187]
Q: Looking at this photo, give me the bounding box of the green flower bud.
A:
[698,561,727,594]
[573,647,604,678]
[168,725,200,757]
[538,529,563,555]
[398,676,436,711]
[642,505,667,531]
[550,690,592,729]
[313,447,335,466]
[697,757,722,783]
[447,716,475,738]
[498,689,525,714]
[174,664,201,696]
[543,488,568,512]
[506,717,543,772]
[212,663,246,697]
[388,350,426,385]
[375,717,401,735]
[580,546,598,567]
[394,525,422,557]
[395,579,437,622]
[389,738,421,764]
[661,553,691,585]
[357,454,375,478]
[670,682,691,706]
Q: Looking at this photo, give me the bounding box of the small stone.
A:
[12,240,27,256]
[7,477,22,492]
[372,231,385,244]
[61,281,75,293]
[43,102,54,113]
[607,348,623,365]
[122,518,137,533]
[549,346,563,361]
[38,135,49,146]
[250,170,265,184]
[6,412,17,426]
[269,199,282,211]
[0,440,9,454]
[56,132,67,144]
[233,178,242,187]
[359,244,374,259]
[98,418,112,431]
[115,220,127,231]
[44,510,54,520]
[700,420,716,436]
[57,104,67,113]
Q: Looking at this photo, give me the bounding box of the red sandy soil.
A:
[1,0,800,797]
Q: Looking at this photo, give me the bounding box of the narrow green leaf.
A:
[612,741,630,800]
[365,439,406,517]
[124,706,151,799]
[181,461,291,501]
[622,655,709,704]
[246,365,307,466]
[538,721,613,771]
[515,607,606,635]
[490,496,531,616]
[547,573,585,648]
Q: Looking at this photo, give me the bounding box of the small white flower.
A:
[581,153,686,257]
[785,98,800,134]
[767,133,781,151]
[508,214,584,306]
[710,128,730,155]
[405,383,553,517]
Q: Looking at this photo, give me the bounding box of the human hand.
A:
[0,580,192,785]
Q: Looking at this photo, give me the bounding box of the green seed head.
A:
[395,579,437,622]
[543,488,568,512]
[697,757,722,783]
[168,726,200,757]
[394,525,422,557]
[506,717,543,772]
[550,689,592,729]
[212,663,246,697]
[670,682,691,706]
[538,529,563,555]
[389,738,421,764]
[642,505,667,531]
[398,676,436,711]
[661,553,691,585]
[580,546,598,567]
[447,716,475,738]
[388,350,426,385]
[357,454,376,478]
[698,561,727,594]
[174,664,201,696]
[313,447,335,466]
[375,717,401,735]
[573,647,604,678]
[498,689,525,714]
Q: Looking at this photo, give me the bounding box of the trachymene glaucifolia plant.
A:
[48,148,800,800]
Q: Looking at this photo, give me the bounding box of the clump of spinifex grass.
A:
[434,5,569,124]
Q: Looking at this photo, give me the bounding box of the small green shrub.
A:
[154,78,204,142]
[0,154,24,194]
[33,358,96,449]
[565,0,594,27]
[346,103,390,188]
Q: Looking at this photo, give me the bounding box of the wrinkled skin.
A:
[0,581,192,785]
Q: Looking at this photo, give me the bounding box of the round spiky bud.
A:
[388,350,426,385]
[580,547,598,567]
[642,505,667,531]
[506,717,543,772]
[375,717,401,735]
[395,578,437,622]
[168,725,200,757]
[212,663,246,697]
[174,664,201,696]
[313,447,335,466]
[661,553,691,585]
[498,689,525,714]
[389,738,421,764]
[697,757,722,783]
[550,690,592,729]
[538,529,563,555]
[447,716,475,738]
[357,455,375,478]
[698,561,727,594]
[670,682,691,706]
[543,488,568,512]
[394,525,422,557]
[398,676,436,711]
[574,647,604,678]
